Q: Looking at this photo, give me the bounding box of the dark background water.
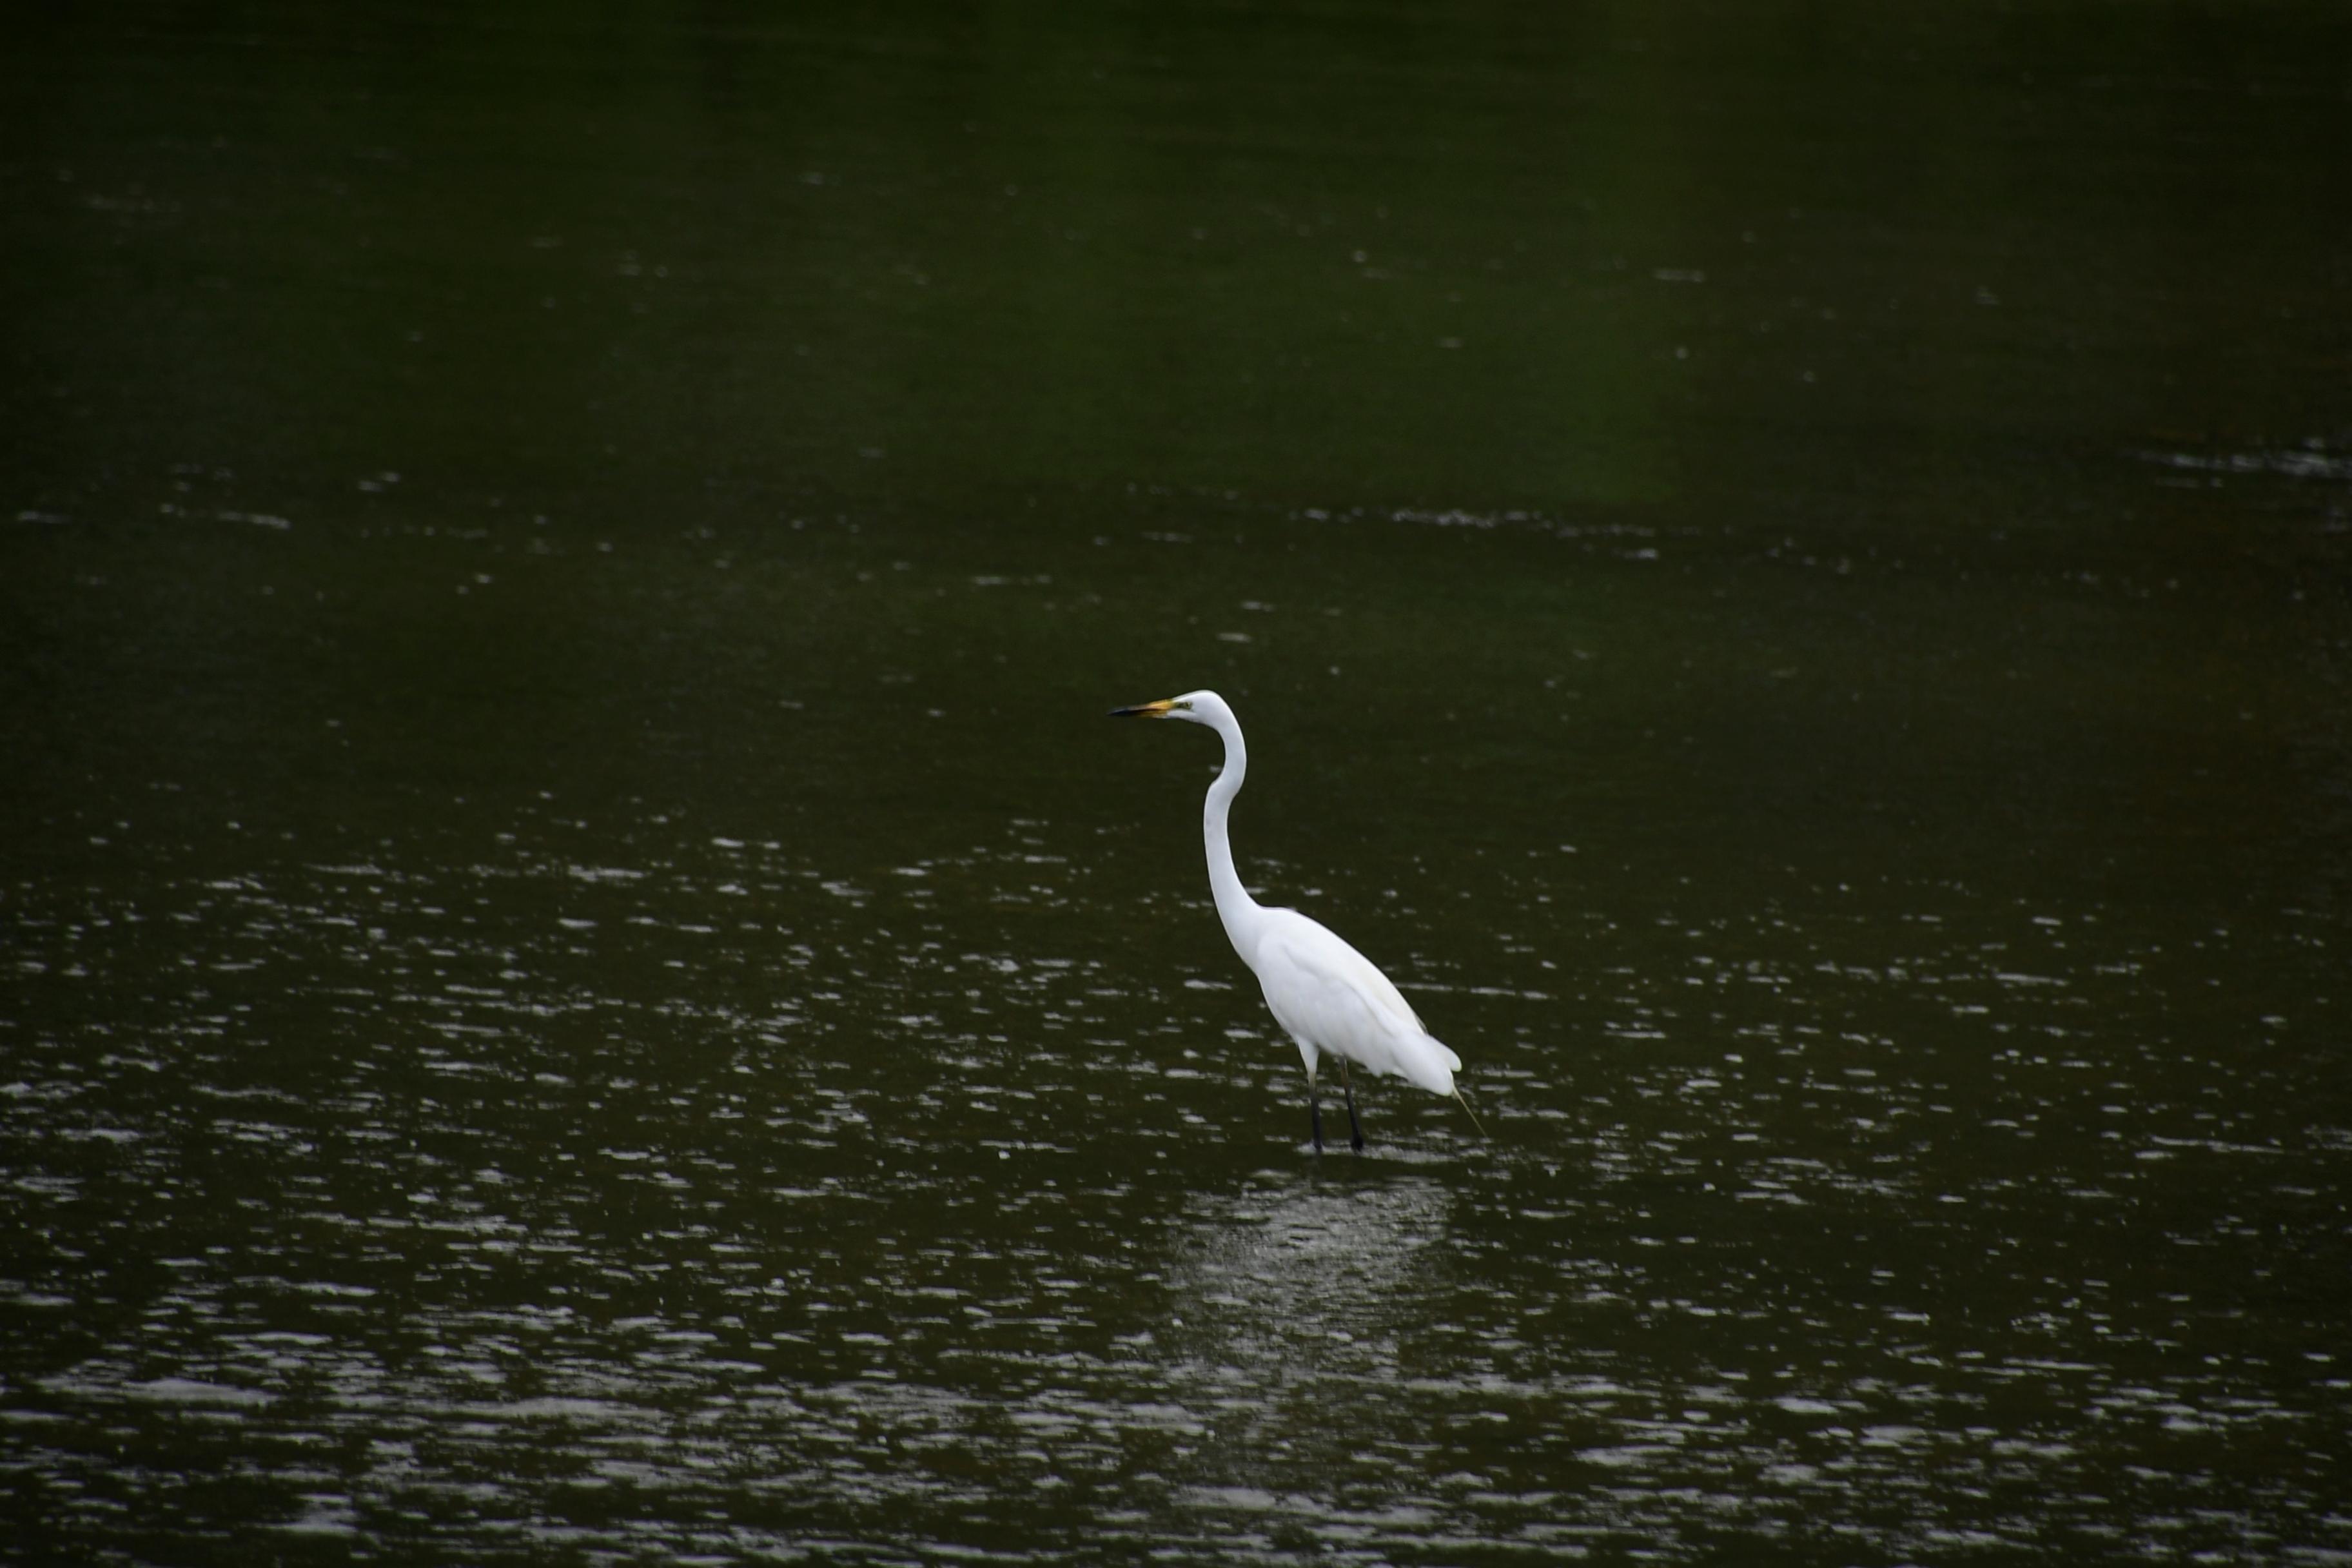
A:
[5,2,2349,1562]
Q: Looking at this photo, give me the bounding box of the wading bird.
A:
[1112,689,1484,1152]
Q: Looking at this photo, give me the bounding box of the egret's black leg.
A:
[1339,1060,1367,1152]
[1308,1073,1325,1154]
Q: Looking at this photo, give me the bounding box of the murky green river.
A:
[5,1,2350,1561]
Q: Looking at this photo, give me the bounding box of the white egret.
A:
[1112,689,1484,1152]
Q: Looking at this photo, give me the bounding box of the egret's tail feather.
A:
[1453,1086,1489,1141]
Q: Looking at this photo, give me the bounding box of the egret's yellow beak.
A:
[1109,699,1175,718]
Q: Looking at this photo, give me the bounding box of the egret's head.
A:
[1110,689,1226,727]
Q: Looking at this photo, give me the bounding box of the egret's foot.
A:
[1341,1067,1367,1153]
[1350,1128,1366,1153]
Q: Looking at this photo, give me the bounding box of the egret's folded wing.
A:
[1258,917,1459,1089]
[1256,928,1391,1053]
[1264,914,1423,1029]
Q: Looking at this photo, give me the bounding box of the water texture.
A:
[4,2,2349,1562]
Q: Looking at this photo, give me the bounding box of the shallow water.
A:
[5,1,2351,1562]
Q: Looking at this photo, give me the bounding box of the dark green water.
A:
[5,2,2350,1562]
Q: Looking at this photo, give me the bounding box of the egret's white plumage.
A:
[1253,912,1462,1093]
[1112,689,1480,1150]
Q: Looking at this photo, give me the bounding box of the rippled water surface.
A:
[5,1,2351,1562]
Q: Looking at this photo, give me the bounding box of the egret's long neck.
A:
[1201,709,1265,955]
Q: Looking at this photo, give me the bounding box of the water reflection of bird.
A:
[1171,1175,1449,1366]
[1112,690,1484,1152]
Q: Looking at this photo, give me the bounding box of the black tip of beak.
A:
[1109,705,1146,717]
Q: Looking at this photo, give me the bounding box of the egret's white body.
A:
[1247,910,1460,1095]
[1112,689,1478,1150]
